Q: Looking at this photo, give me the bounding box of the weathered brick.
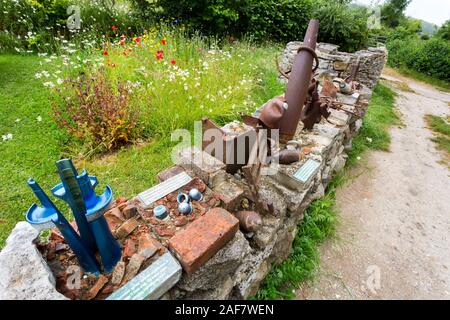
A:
[122,254,145,283]
[122,204,138,219]
[115,218,139,239]
[138,233,162,259]
[86,275,109,300]
[123,239,137,259]
[168,208,239,274]
[111,261,126,286]
[157,166,185,182]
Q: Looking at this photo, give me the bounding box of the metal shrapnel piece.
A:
[137,172,192,208]
[107,252,182,300]
[177,192,189,204]
[293,159,321,184]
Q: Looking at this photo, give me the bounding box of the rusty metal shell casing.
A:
[234,211,263,232]
[272,149,300,165]
[279,19,319,143]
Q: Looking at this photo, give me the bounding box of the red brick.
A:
[116,197,128,205]
[168,208,239,274]
[157,166,185,182]
[106,207,125,221]
[122,254,145,283]
[115,218,139,239]
[111,261,126,286]
[86,275,109,300]
[122,204,138,219]
[123,239,137,258]
[174,216,188,227]
[50,229,65,243]
[117,202,128,212]
[156,226,176,237]
[184,177,207,193]
[101,285,114,295]
[138,233,162,259]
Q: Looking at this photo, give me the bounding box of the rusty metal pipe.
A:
[279,19,319,143]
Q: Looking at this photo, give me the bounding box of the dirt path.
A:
[296,70,450,300]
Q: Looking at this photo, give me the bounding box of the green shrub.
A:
[313,2,369,52]
[246,0,313,43]
[0,0,139,53]
[387,37,450,81]
[51,68,143,154]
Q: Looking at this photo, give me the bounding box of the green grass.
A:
[0,41,284,248]
[425,114,450,163]
[254,83,400,299]
[395,67,450,92]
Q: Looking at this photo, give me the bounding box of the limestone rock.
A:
[0,222,67,300]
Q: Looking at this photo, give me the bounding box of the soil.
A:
[296,69,450,299]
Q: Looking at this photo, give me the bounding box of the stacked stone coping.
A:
[280,41,387,89]
[0,43,385,300]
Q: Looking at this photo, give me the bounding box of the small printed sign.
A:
[293,159,321,184]
[107,252,182,300]
[137,172,192,208]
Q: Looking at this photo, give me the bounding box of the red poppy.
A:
[170,59,176,65]
[111,25,117,31]
[135,37,141,43]
[161,39,166,45]
[102,51,108,56]
[156,52,164,60]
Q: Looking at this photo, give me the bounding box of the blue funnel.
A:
[26,179,100,274]
[52,168,121,273]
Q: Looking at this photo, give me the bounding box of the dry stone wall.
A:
[0,42,386,300]
[280,42,387,89]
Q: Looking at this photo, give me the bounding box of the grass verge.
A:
[424,114,450,166]
[253,83,400,299]
[395,67,450,92]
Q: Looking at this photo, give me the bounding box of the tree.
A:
[381,0,411,28]
[436,20,450,41]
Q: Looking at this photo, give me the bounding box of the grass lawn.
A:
[0,54,172,246]
[0,48,284,248]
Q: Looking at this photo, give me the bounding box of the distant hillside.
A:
[419,19,438,35]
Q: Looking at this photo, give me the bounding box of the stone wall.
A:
[280,42,387,89]
[0,42,386,300]
[165,84,373,299]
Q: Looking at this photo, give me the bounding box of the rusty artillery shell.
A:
[234,210,263,232]
[273,149,300,165]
